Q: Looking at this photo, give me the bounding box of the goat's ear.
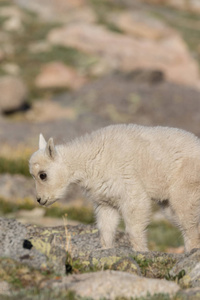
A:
[39,133,47,150]
[45,137,57,159]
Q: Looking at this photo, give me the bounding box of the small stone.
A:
[23,239,33,250]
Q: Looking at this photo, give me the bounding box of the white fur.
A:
[29,124,200,252]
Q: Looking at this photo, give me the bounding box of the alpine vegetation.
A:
[29,124,200,252]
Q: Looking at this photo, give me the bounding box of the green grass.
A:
[30,45,96,69]
[0,198,94,224]
[45,205,95,224]
[0,157,30,177]
[148,220,184,252]
[0,198,34,214]
[89,0,125,33]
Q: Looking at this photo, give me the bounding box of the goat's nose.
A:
[37,197,41,203]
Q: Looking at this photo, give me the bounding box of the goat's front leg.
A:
[95,204,120,248]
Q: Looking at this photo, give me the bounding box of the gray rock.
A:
[0,218,66,274]
[0,76,28,114]
[170,249,200,288]
[45,270,180,299]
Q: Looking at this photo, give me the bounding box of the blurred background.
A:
[0,0,200,252]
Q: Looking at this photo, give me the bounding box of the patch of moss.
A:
[70,258,101,274]
[0,157,30,177]
[132,254,176,279]
[0,257,55,291]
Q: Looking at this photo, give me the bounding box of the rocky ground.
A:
[1,0,200,299]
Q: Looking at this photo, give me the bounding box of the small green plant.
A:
[132,255,176,279]
[165,269,186,282]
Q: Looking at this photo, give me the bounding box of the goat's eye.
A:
[39,173,47,181]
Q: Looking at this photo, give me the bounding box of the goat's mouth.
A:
[39,199,47,206]
[43,198,59,207]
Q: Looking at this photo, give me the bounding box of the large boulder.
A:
[44,270,180,300]
[3,217,200,298]
[47,23,200,88]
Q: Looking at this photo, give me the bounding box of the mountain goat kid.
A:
[29,124,200,252]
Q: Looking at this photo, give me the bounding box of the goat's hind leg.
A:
[170,191,200,252]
